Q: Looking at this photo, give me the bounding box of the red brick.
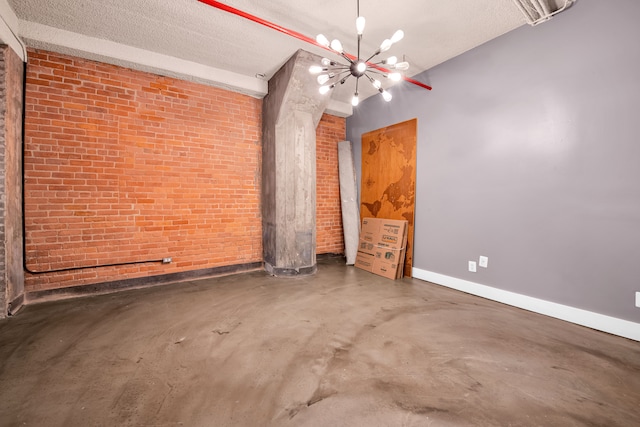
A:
[24,48,345,291]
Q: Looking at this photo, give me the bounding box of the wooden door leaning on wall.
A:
[360,118,417,277]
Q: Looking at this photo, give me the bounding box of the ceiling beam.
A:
[0,0,26,61]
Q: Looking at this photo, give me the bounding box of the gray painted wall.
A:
[347,0,640,323]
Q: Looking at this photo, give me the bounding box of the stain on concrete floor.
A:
[1,256,639,426]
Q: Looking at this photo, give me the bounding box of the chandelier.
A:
[309,0,409,106]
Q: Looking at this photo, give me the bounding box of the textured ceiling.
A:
[7,0,527,109]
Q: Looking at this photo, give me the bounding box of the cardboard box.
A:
[355,218,408,280]
[354,251,375,272]
[371,258,399,279]
[360,217,406,249]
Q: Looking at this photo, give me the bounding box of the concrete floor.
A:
[1,256,639,427]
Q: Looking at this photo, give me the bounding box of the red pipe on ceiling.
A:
[197,0,432,91]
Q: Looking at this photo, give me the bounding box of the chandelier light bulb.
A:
[389,72,402,81]
[330,39,344,53]
[356,16,366,35]
[373,79,382,89]
[356,62,367,73]
[394,61,410,71]
[351,94,359,106]
[317,74,331,85]
[316,34,330,47]
[319,85,332,95]
[390,29,404,44]
[382,90,392,102]
[385,56,398,66]
[321,57,331,66]
[379,39,392,53]
[309,65,324,74]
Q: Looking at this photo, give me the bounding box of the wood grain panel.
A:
[361,119,417,276]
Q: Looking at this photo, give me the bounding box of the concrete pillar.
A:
[0,45,25,317]
[262,50,330,276]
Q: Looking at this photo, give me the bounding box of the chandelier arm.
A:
[365,68,386,76]
[364,74,382,91]
[326,64,351,71]
[339,52,355,64]
[364,50,382,63]
[367,63,397,75]
[330,70,352,82]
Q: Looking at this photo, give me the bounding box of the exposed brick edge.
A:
[26,261,263,303]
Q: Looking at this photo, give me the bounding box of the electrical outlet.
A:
[468,261,477,272]
[162,257,172,264]
[479,256,488,268]
[636,292,640,308]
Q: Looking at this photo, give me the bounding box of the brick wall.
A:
[316,114,345,254]
[24,50,264,291]
[24,50,345,292]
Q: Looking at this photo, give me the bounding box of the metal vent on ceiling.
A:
[512,0,576,26]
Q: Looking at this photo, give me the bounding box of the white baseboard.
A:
[412,268,640,342]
